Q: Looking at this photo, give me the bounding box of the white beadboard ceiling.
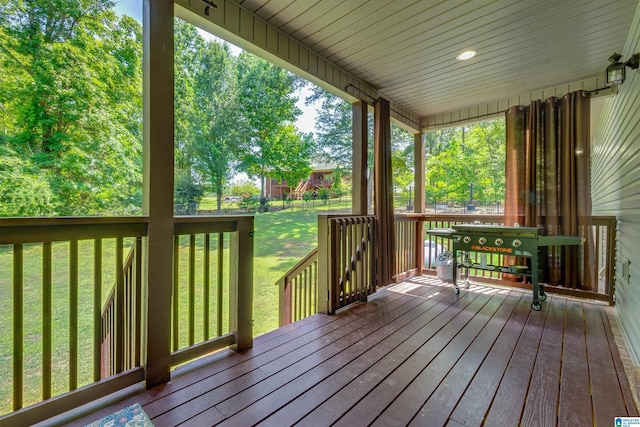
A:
[234,0,638,120]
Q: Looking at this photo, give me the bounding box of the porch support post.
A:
[317,215,330,314]
[414,132,425,273]
[229,218,254,351]
[352,100,368,215]
[374,98,395,286]
[142,0,174,389]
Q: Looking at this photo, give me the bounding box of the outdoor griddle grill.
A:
[430,225,582,311]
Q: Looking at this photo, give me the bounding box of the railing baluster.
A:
[295,276,300,321]
[13,244,23,410]
[172,235,180,351]
[352,219,359,295]
[346,219,352,296]
[135,237,142,367]
[42,242,52,399]
[302,270,307,318]
[115,237,124,373]
[312,260,318,313]
[125,249,133,369]
[189,234,196,346]
[217,233,223,337]
[339,220,344,303]
[93,239,102,382]
[203,234,210,340]
[69,240,78,390]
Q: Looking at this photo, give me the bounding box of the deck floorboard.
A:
[67,277,637,427]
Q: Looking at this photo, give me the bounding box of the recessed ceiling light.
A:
[456,50,476,61]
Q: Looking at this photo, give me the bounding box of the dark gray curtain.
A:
[505,91,595,290]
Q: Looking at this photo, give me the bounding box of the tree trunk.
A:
[260,164,266,199]
[216,177,222,214]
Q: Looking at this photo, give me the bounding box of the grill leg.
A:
[531,258,541,311]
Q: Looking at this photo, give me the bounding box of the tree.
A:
[391,124,415,205]
[173,19,202,175]
[0,0,143,215]
[424,119,505,204]
[332,167,345,198]
[173,20,246,214]
[235,52,309,199]
[308,86,376,208]
[0,144,53,216]
[228,179,259,198]
[174,169,204,213]
[265,125,314,196]
[307,87,353,168]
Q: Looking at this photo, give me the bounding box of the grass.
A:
[0,207,325,414]
[199,195,353,214]
[252,208,319,335]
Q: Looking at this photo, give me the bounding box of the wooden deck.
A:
[67,277,637,427]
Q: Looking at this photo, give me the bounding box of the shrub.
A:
[239,195,259,212]
[318,188,331,204]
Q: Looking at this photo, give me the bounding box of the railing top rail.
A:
[0,217,149,245]
[275,248,319,287]
[419,214,505,223]
[577,215,617,225]
[173,215,254,223]
[414,214,617,227]
[0,216,148,227]
[173,215,254,236]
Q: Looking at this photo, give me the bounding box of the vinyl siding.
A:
[591,0,640,363]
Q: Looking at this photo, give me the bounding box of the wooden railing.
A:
[0,215,254,424]
[277,213,616,328]
[0,217,148,417]
[394,214,422,281]
[319,214,376,314]
[394,214,617,303]
[170,216,254,366]
[275,249,318,327]
[100,240,143,378]
[418,214,504,281]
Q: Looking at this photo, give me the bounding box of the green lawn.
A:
[0,207,325,414]
[199,195,353,215]
[252,208,319,335]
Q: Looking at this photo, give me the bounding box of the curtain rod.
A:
[344,84,422,129]
[345,83,377,104]
[421,109,507,130]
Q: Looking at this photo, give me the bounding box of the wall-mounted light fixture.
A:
[201,0,217,16]
[606,52,640,86]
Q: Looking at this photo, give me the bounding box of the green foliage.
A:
[174,170,204,206]
[2,5,319,218]
[266,125,315,189]
[239,195,259,212]
[302,191,312,202]
[307,87,353,168]
[259,197,271,212]
[228,179,260,197]
[235,53,310,198]
[391,124,415,203]
[0,145,54,216]
[173,19,241,213]
[0,0,143,216]
[317,188,331,204]
[331,168,345,198]
[424,120,506,203]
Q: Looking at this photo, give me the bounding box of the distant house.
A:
[266,164,337,200]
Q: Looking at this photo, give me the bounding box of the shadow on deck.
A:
[65,277,637,427]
